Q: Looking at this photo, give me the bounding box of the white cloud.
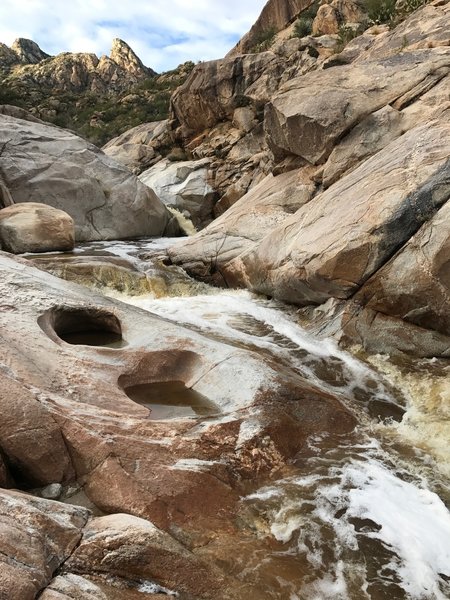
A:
[0,0,267,71]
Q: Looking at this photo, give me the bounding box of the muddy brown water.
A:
[123,380,219,420]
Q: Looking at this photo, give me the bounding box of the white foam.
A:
[138,580,178,595]
[345,461,450,599]
[125,292,397,408]
[246,452,450,600]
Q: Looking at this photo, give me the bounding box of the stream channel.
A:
[30,237,450,600]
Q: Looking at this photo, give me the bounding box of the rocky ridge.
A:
[0,38,195,146]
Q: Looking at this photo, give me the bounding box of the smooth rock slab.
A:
[237,121,450,305]
[0,202,74,254]
[140,158,216,228]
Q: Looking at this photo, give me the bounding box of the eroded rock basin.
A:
[123,380,219,420]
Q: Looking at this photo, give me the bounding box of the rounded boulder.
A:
[0,202,75,254]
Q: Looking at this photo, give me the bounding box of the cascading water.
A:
[30,237,450,600]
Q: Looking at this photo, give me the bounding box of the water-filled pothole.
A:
[123,380,219,420]
[39,306,127,348]
[61,329,124,347]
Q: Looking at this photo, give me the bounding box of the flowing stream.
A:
[31,237,450,600]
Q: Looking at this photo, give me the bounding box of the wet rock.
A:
[41,573,169,599]
[32,255,152,296]
[265,48,450,164]
[0,489,89,600]
[236,121,450,305]
[0,202,75,254]
[356,199,450,339]
[0,371,74,487]
[0,114,179,241]
[66,513,228,598]
[0,252,356,543]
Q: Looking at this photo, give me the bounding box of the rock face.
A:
[171,52,283,138]
[0,489,89,600]
[167,2,450,356]
[265,49,450,164]
[235,122,450,305]
[0,203,75,254]
[312,0,367,36]
[102,120,168,173]
[228,0,315,56]
[356,199,450,340]
[0,114,179,241]
[139,158,217,228]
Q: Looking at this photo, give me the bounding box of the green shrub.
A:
[293,17,314,38]
[363,0,396,24]
[292,1,320,38]
[249,27,277,52]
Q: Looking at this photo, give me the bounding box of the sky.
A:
[0,0,267,72]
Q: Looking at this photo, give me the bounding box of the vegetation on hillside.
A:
[0,61,195,146]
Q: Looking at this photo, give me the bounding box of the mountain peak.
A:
[11,38,50,64]
[109,38,155,77]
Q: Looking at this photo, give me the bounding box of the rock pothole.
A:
[118,350,220,420]
[39,306,126,348]
[123,380,219,420]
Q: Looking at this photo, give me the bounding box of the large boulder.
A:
[65,514,228,598]
[0,202,75,254]
[168,168,315,283]
[139,158,217,228]
[265,48,450,164]
[0,114,178,241]
[230,121,450,305]
[171,52,283,138]
[102,120,168,174]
